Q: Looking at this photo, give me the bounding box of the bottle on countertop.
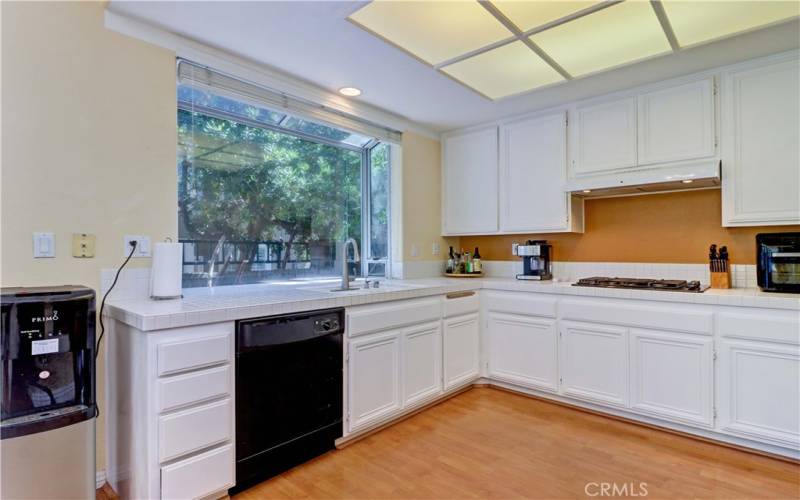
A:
[465,251,472,274]
[446,246,455,274]
[473,247,482,273]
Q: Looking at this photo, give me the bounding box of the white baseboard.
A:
[96,469,106,489]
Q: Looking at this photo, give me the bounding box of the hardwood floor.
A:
[232,388,799,499]
[98,387,799,499]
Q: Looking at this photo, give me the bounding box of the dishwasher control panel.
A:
[314,316,341,334]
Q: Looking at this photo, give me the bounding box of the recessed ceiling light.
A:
[493,1,602,32]
[338,87,362,97]
[682,179,694,184]
[348,1,511,65]
[529,1,671,77]
[662,0,800,48]
[582,189,592,193]
[441,41,564,100]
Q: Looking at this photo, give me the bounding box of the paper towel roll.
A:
[150,242,183,299]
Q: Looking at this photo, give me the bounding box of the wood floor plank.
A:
[233,388,799,499]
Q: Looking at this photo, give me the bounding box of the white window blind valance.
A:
[177,59,402,145]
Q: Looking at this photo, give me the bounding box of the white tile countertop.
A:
[105,277,800,331]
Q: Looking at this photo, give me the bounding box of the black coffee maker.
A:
[514,240,553,281]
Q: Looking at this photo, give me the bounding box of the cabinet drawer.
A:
[158,398,232,462]
[347,297,442,337]
[443,291,479,318]
[161,443,234,500]
[158,365,232,413]
[485,291,557,318]
[157,333,231,376]
[560,299,712,335]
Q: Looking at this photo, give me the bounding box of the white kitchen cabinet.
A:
[487,312,558,393]
[717,338,800,449]
[571,96,637,176]
[442,125,498,235]
[347,330,402,432]
[629,328,713,428]
[106,322,236,500]
[499,112,583,233]
[637,78,715,166]
[401,320,443,408]
[559,321,628,407]
[721,53,800,226]
[443,313,481,390]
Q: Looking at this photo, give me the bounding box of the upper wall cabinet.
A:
[721,53,800,226]
[442,126,499,235]
[638,78,715,166]
[571,96,637,176]
[568,75,718,182]
[499,112,583,233]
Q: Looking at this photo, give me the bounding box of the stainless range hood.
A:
[566,160,720,197]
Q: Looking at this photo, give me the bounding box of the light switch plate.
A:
[432,243,440,256]
[33,232,55,258]
[72,233,96,258]
[410,244,418,257]
[123,235,151,257]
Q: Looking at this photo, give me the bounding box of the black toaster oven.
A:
[757,233,800,293]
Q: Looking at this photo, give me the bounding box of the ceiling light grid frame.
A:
[348,0,800,101]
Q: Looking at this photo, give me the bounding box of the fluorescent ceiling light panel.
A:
[493,0,602,32]
[348,1,512,65]
[441,41,565,99]
[662,0,800,47]
[530,1,671,77]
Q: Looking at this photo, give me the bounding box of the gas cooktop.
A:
[573,277,709,293]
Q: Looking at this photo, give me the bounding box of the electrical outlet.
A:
[432,243,440,256]
[410,244,418,257]
[123,235,151,257]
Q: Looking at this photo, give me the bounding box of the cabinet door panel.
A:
[443,126,498,234]
[500,113,569,232]
[629,329,713,428]
[722,56,800,225]
[443,313,480,390]
[638,78,715,165]
[572,97,637,175]
[348,332,401,432]
[402,321,443,407]
[718,339,800,449]
[560,321,628,407]
[487,313,557,392]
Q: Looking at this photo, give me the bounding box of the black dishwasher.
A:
[232,308,344,493]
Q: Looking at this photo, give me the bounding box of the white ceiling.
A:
[108,1,800,133]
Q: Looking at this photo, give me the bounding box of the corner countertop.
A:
[105,277,800,332]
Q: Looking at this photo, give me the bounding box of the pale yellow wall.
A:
[1,1,177,471]
[400,131,457,261]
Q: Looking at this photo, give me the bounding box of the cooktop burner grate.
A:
[573,277,708,293]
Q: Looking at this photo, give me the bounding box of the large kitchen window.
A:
[177,61,395,288]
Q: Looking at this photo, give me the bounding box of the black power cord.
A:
[93,241,137,419]
[96,240,137,360]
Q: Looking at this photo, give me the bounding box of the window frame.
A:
[177,96,391,282]
[362,143,391,278]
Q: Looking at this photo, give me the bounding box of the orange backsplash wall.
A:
[459,189,799,265]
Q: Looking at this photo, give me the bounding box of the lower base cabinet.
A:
[443,313,481,390]
[402,321,443,407]
[629,328,713,428]
[347,331,402,432]
[559,321,628,407]
[487,312,557,392]
[717,339,800,448]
